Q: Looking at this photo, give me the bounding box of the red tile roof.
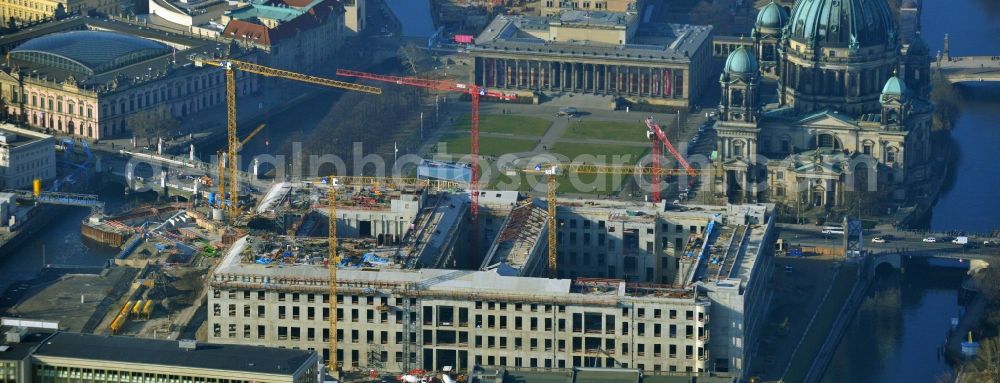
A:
[223,0,344,47]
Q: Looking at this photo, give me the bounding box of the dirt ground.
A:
[113,265,209,339]
[748,256,841,380]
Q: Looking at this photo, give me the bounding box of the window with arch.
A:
[817,133,841,150]
[732,140,745,158]
[886,109,899,124]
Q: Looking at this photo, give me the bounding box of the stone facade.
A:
[0,19,259,140]
[713,0,934,207]
[539,0,642,16]
[469,13,713,108]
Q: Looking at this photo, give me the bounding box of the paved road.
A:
[778,222,1000,257]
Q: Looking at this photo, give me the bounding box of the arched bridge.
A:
[937,56,1000,84]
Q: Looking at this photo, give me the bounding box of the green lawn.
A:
[783,264,859,383]
[549,142,650,165]
[483,143,650,195]
[453,114,552,136]
[562,120,649,142]
[434,134,538,157]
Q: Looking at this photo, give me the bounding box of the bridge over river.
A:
[936,33,1000,83]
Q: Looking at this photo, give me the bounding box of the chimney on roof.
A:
[178,339,198,351]
[5,327,27,343]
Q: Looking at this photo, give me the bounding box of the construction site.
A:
[0,47,767,383]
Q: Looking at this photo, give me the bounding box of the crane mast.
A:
[645,116,697,202]
[195,58,381,217]
[518,163,700,276]
[334,69,516,260]
[327,177,339,378]
[193,58,381,377]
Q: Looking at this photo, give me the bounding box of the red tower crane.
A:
[335,69,516,257]
[645,116,696,203]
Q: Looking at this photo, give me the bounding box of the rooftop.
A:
[10,30,171,76]
[0,330,51,361]
[30,332,316,375]
[482,201,547,275]
[553,10,634,28]
[470,15,712,64]
[0,124,53,148]
[214,236,698,303]
[0,17,244,93]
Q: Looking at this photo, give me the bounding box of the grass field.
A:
[487,172,633,195]
[435,134,538,157]
[782,263,859,382]
[453,114,552,136]
[562,120,648,142]
[549,142,650,164]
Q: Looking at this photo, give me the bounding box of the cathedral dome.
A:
[756,1,789,29]
[787,0,896,49]
[724,46,758,76]
[906,31,930,57]
[881,74,907,102]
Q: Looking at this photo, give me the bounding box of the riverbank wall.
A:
[803,257,876,383]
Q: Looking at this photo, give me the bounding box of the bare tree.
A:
[976,337,1000,383]
[127,105,179,145]
[398,43,431,74]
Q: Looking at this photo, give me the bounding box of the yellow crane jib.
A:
[326,175,340,376]
[194,59,382,95]
[192,56,382,218]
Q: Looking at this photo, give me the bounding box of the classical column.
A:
[625,67,631,94]
[649,68,655,96]
[480,58,486,86]
[590,64,601,94]
[559,62,569,90]
[492,59,498,87]
[571,64,578,92]
[615,65,625,94]
[506,60,513,88]
[604,65,610,94]
[516,60,522,88]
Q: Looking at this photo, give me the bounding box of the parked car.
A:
[871,236,886,243]
[923,237,937,243]
[556,107,578,117]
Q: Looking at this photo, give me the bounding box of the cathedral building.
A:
[713,0,933,209]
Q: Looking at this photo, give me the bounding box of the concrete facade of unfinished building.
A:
[329,189,424,244]
[466,10,714,108]
[482,200,777,377]
[207,249,710,375]
[0,123,56,189]
[207,193,775,380]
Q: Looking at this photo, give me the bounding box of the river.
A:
[821,0,1000,381]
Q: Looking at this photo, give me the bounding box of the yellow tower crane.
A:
[327,176,340,378]
[194,58,382,216]
[516,163,703,277]
[318,175,463,377]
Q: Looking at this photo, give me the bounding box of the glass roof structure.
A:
[10,30,172,76]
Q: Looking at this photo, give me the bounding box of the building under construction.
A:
[206,190,775,379]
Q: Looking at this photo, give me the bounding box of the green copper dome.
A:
[724,46,759,76]
[881,75,907,101]
[787,0,896,49]
[756,1,788,29]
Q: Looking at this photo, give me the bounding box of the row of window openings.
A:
[17,71,237,118]
[214,290,701,321]
[214,324,703,360]
[557,218,703,234]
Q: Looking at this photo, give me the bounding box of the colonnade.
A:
[475,57,683,99]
